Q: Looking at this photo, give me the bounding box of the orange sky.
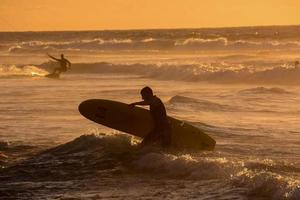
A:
[0,0,299,31]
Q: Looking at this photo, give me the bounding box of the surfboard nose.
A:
[78,100,88,115]
[78,99,98,115]
[79,99,110,121]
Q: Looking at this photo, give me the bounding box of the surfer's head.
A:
[141,86,153,100]
[61,54,64,58]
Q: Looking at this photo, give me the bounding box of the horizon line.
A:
[1,24,300,33]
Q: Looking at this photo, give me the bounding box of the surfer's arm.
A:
[47,54,60,61]
[129,101,149,108]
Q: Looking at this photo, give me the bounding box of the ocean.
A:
[0,26,300,199]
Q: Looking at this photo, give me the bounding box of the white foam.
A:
[6,36,300,53]
[232,168,300,200]
[60,62,300,84]
[0,65,48,77]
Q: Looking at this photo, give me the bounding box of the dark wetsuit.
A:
[141,96,171,147]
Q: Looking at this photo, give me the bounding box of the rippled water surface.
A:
[1,27,300,199]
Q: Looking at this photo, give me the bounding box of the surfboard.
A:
[45,73,60,79]
[79,99,216,150]
[31,72,44,77]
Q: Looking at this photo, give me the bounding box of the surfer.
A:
[47,53,71,75]
[129,87,171,147]
[295,60,299,68]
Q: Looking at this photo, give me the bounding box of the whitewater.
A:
[0,26,300,199]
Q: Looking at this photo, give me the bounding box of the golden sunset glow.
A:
[0,0,300,31]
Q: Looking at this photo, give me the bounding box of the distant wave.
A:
[5,36,300,54]
[175,37,228,50]
[168,95,235,112]
[38,61,300,85]
[3,61,300,85]
[7,38,174,53]
[2,26,300,55]
[238,87,293,95]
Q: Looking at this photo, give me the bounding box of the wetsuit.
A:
[141,96,172,147]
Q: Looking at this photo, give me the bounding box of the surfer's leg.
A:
[53,67,64,74]
[161,128,172,147]
[57,67,66,74]
[141,130,157,146]
[53,68,59,74]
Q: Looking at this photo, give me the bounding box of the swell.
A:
[167,95,235,112]
[238,87,293,95]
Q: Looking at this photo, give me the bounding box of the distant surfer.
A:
[47,53,71,75]
[129,87,171,147]
[295,60,299,68]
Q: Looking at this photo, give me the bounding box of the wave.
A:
[0,141,8,163]
[0,141,9,150]
[0,134,237,181]
[3,61,300,85]
[175,37,300,50]
[232,168,300,200]
[38,61,300,85]
[231,40,300,50]
[7,38,174,53]
[238,87,293,95]
[167,95,235,112]
[175,37,228,50]
[1,134,298,199]
[0,152,8,167]
[0,64,48,78]
[5,36,300,54]
[0,152,8,159]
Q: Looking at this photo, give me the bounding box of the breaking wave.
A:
[39,61,300,85]
[0,134,299,199]
[232,168,300,200]
[0,64,48,78]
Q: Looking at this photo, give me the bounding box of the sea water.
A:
[0,26,300,199]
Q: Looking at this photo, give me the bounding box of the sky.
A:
[0,0,299,31]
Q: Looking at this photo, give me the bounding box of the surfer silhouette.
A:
[129,87,171,147]
[295,60,299,68]
[47,53,71,75]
